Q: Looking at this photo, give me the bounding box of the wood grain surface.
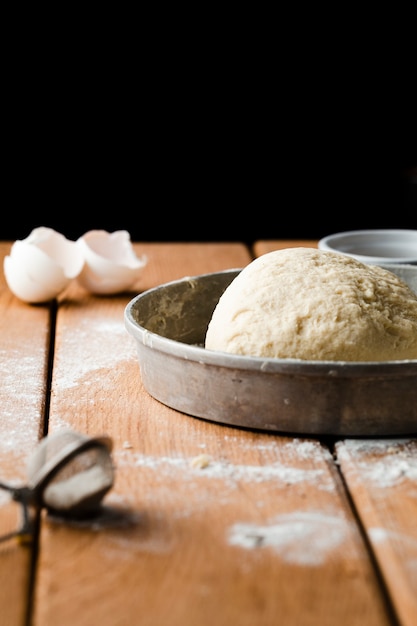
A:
[1,240,416,626]
[0,242,51,626]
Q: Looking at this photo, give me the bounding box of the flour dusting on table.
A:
[116,450,331,488]
[0,349,44,461]
[337,439,417,487]
[228,511,351,566]
[54,319,136,390]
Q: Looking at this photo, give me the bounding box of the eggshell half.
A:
[3,227,84,303]
[76,230,147,294]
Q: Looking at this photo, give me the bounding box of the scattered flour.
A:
[228,511,350,566]
[115,449,331,488]
[369,527,417,551]
[0,351,45,417]
[337,439,417,487]
[54,319,136,390]
[0,349,45,462]
[368,527,417,582]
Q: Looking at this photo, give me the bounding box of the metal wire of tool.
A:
[0,429,114,544]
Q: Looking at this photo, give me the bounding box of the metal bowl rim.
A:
[124,268,417,376]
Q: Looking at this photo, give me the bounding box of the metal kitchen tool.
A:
[0,429,114,542]
[125,264,417,437]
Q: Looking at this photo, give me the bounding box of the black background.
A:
[4,136,416,244]
[3,37,416,245]
[4,158,415,244]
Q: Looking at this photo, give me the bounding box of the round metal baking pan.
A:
[124,265,417,436]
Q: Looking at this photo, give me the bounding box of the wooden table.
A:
[0,240,416,626]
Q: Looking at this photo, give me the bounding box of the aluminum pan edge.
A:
[124,267,417,435]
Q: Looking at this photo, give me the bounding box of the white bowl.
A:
[318,229,417,265]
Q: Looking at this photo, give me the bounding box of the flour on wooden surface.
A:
[0,351,44,415]
[115,436,335,491]
[54,319,136,390]
[80,437,347,559]
[228,511,351,566]
[369,527,417,550]
[368,527,417,582]
[117,451,327,485]
[337,438,417,487]
[0,349,44,462]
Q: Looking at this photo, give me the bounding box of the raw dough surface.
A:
[205,248,417,361]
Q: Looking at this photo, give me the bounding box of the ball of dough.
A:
[205,248,417,361]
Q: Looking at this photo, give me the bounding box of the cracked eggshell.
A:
[76,230,147,294]
[3,227,85,303]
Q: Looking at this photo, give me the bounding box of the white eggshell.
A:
[3,227,84,303]
[76,230,147,294]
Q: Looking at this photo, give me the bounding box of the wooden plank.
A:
[253,240,318,256]
[336,439,417,626]
[129,241,253,290]
[0,242,52,625]
[254,240,417,626]
[33,243,391,626]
